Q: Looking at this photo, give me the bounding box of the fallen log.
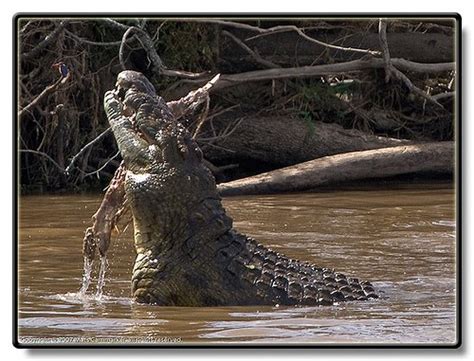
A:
[217,142,454,196]
[201,114,411,168]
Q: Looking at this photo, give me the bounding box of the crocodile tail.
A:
[222,233,378,306]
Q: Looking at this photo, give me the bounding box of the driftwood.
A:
[201,114,411,168]
[217,142,454,196]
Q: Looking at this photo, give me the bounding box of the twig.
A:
[389,67,444,108]
[18,73,71,119]
[64,29,123,46]
[199,141,237,154]
[119,27,140,70]
[432,91,455,101]
[378,19,392,83]
[151,20,168,43]
[390,58,454,73]
[19,149,64,172]
[65,127,112,174]
[206,104,241,121]
[202,159,239,175]
[222,30,280,68]
[21,20,69,60]
[288,25,381,56]
[197,117,245,142]
[82,151,121,178]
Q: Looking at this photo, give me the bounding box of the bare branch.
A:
[389,67,444,108]
[82,151,121,178]
[18,73,71,119]
[392,59,454,73]
[286,25,381,56]
[119,27,140,70]
[376,20,444,109]
[432,91,455,101]
[64,29,123,46]
[21,20,69,60]
[103,18,130,30]
[197,116,245,142]
[117,25,208,79]
[202,159,239,175]
[205,58,454,91]
[378,19,392,82]
[206,104,241,121]
[191,19,381,56]
[19,149,64,172]
[65,127,112,174]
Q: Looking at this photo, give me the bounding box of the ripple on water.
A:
[18,316,166,331]
[45,292,133,306]
[432,220,456,227]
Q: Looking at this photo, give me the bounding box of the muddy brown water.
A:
[17,183,457,345]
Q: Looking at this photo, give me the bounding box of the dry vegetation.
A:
[17,17,457,192]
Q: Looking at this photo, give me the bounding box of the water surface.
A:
[17,184,457,345]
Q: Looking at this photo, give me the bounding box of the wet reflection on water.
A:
[17,184,457,345]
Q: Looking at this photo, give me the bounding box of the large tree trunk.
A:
[200,114,410,169]
[217,142,454,196]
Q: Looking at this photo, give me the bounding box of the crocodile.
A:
[103,70,378,306]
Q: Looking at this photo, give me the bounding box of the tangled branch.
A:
[191,19,382,56]
[18,72,71,119]
[117,24,208,79]
[377,19,444,108]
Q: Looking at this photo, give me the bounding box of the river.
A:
[16,183,457,346]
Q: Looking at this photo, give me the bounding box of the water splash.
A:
[79,257,93,296]
[95,256,108,300]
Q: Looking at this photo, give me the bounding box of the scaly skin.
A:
[104,70,378,306]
